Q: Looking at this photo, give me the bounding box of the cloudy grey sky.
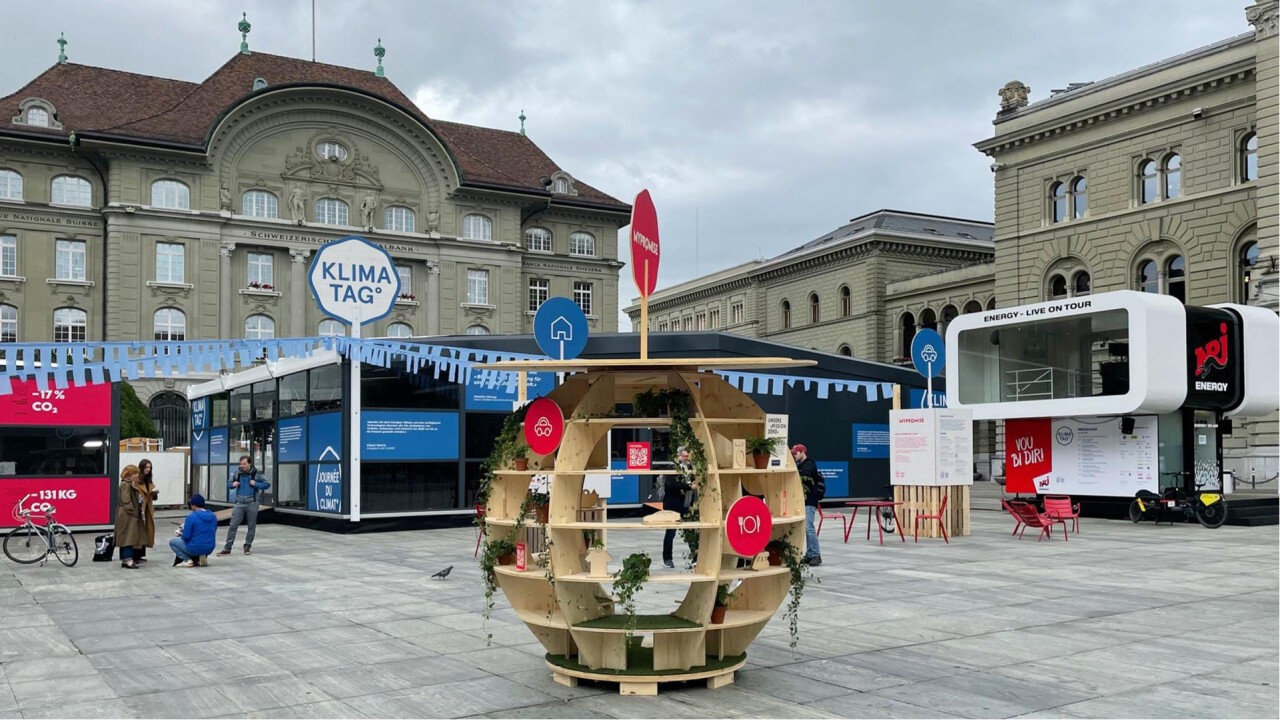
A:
[1,1,1250,329]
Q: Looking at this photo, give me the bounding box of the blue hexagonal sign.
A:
[307,236,401,325]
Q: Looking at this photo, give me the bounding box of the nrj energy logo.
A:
[1194,322,1229,379]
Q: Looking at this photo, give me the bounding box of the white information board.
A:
[890,409,974,486]
[1045,416,1158,496]
[765,413,789,468]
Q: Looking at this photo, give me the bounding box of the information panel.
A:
[277,417,307,463]
[1045,416,1158,496]
[889,409,973,486]
[816,461,849,498]
[209,428,229,465]
[308,412,342,463]
[308,464,343,513]
[0,478,113,528]
[0,380,112,426]
[465,372,555,411]
[852,423,890,458]
[362,411,459,461]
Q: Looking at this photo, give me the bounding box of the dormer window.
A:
[26,108,49,127]
[550,172,576,195]
[252,77,268,91]
[553,177,570,193]
[12,99,62,129]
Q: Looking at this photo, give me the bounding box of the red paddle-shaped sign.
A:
[523,397,565,456]
[725,496,773,557]
[630,189,660,298]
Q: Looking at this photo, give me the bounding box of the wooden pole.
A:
[518,371,528,405]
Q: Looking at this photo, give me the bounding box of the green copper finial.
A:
[238,12,252,55]
[374,38,385,77]
[57,32,67,64]
[519,109,526,136]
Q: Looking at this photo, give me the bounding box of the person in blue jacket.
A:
[170,494,216,568]
[220,455,271,556]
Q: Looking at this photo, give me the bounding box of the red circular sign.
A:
[630,189,660,298]
[725,496,773,557]
[523,398,565,456]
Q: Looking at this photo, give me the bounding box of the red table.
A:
[844,501,906,545]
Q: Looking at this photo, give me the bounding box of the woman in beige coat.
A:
[115,465,149,569]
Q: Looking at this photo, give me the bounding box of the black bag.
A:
[92,534,115,562]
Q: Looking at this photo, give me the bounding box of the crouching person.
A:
[170,494,216,568]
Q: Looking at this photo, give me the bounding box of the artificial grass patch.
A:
[547,643,747,677]
[575,614,702,631]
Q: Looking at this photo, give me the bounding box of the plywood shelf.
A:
[718,567,790,581]
[551,520,721,530]
[515,608,568,630]
[558,571,716,584]
[484,517,542,528]
[712,609,775,629]
[573,614,704,634]
[494,565,550,580]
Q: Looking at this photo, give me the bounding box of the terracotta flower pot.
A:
[498,552,517,566]
[710,605,727,624]
[767,549,782,566]
[752,453,771,469]
[513,457,529,471]
[535,505,549,525]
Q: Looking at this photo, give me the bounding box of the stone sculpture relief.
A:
[998,81,1031,112]
[288,187,307,224]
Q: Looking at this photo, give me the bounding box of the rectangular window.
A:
[956,309,1130,405]
[696,312,706,330]
[155,242,185,284]
[658,321,669,332]
[467,269,489,305]
[709,308,721,328]
[573,281,592,316]
[0,236,16,277]
[528,278,549,312]
[731,302,744,324]
[55,239,86,281]
[396,265,412,296]
[247,252,273,286]
[683,317,693,331]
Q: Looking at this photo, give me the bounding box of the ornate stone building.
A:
[0,26,629,444]
[623,210,994,364]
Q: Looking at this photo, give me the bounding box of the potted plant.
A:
[762,537,812,648]
[511,441,530,471]
[711,583,733,624]
[746,436,779,469]
[612,552,651,635]
[765,538,788,566]
[479,537,517,616]
[525,490,550,525]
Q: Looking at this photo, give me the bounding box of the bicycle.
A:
[1129,471,1228,529]
[875,484,897,534]
[3,496,79,566]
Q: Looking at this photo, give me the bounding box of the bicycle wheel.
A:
[1128,500,1143,523]
[878,510,896,534]
[3,526,47,564]
[50,525,79,566]
[1196,500,1228,529]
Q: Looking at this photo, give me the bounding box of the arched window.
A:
[242,190,278,218]
[0,304,17,342]
[386,322,413,338]
[941,304,958,325]
[1163,153,1181,199]
[153,308,186,341]
[809,293,820,324]
[553,177,571,194]
[1049,275,1068,299]
[900,312,916,359]
[1242,132,1258,182]
[569,231,596,256]
[781,300,791,330]
[839,285,851,317]
[525,227,552,252]
[1240,240,1259,302]
[465,324,490,335]
[1049,182,1067,223]
[0,169,21,200]
[1166,255,1185,303]
[1073,271,1091,296]
[316,141,347,161]
[1071,176,1087,219]
[53,307,86,342]
[244,314,274,340]
[986,297,996,311]
[150,179,190,210]
[51,175,91,207]
[315,197,349,225]
[1139,160,1158,204]
[919,308,937,331]
[26,107,48,127]
[1136,260,1159,294]
[837,344,852,357]
[963,300,982,314]
[318,319,346,337]
[384,205,415,233]
[462,214,492,241]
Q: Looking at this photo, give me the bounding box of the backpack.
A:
[810,476,826,503]
[92,534,115,562]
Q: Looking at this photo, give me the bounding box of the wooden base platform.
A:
[545,652,746,696]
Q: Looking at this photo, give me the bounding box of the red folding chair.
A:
[1011,503,1064,541]
[473,503,486,557]
[914,494,949,543]
[1002,498,1029,536]
[1043,495,1080,534]
[816,505,850,542]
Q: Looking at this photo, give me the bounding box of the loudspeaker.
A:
[1120,416,1136,435]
